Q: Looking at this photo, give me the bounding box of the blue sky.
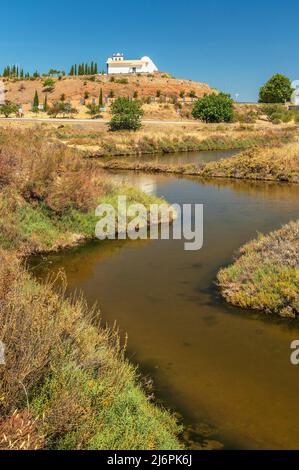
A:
[1,0,298,101]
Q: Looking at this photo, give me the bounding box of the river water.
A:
[30,150,299,450]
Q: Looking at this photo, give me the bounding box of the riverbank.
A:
[58,123,295,157]
[0,127,182,450]
[100,141,299,184]
[218,221,299,318]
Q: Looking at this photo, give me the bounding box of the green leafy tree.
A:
[192,93,234,123]
[0,103,19,118]
[109,97,143,131]
[259,74,293,103]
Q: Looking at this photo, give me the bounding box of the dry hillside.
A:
[3,72,214,112]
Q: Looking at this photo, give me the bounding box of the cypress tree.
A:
[74,64,77,76]
[69,65,74,76]
[33,90,39,108]
[99,88,103,107]
[94,63,98,74]
[44,94,48,111]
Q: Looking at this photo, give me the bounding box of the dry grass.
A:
[0,410,44,450]
[201,142,299,183]
[3,73,213,120]
[98,135,299,184]
[0,126,182,449]
[53,123,296,157]
[217,221,299,318]
[0,127,167,254]
[0,250,181,449]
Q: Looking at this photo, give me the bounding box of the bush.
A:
[86,103,101,118]
[259,74,292,103]
[192,93,234,123]
[48,101,78,118]
[234,110,258,124]
[115,78,128,84]
[109,97,143,131]
[260,104,294,124]
[43,78,55,89]
[0,103,19,118]
[261,104,285,120]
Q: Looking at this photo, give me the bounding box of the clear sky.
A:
[1,0,298,101]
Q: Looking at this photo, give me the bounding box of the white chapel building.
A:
[291,80,299,106]
[106,53,158,75]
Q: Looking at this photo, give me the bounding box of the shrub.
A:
[192,93,234,123]
[45,171,101,214]
[235,110,258,124]
[43,78,55,90]
[0,103,19,118]
[259,74,292,103]
[109,97,143,131]
[261,104,285,121]
[48,101,78,118]
[115,78,128,84]
[86,103,101,118]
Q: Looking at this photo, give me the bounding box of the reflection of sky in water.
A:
[32,174,299,451]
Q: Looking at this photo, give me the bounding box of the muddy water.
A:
[30,169,299,450]
[103,148,239,165]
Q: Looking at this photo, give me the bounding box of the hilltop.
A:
[3,72,215,120]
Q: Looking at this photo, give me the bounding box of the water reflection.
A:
[31,173,299,450]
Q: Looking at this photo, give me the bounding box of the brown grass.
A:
[0,410,45,450]
[53,123,296,157]
[201,142,299,183]
[0,249,181,449]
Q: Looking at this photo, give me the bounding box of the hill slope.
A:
[3,72,214,112]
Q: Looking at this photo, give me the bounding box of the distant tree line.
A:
[69,62,98,76]
[1,65,38,78]
[2,62,100,78]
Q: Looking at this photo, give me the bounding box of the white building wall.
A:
[107,55,158,75]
